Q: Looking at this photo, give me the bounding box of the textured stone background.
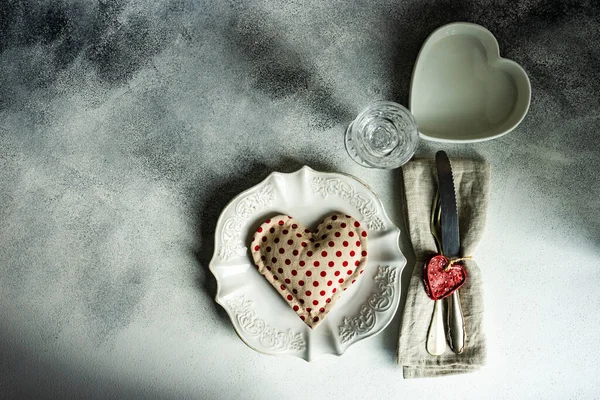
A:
[1,0,599,398]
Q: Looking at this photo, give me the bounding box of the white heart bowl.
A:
[410,22,531,143]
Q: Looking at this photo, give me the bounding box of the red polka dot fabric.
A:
[251,213,368,329]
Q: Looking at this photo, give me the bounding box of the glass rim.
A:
[353,101,417,124]
[346,101,419,169]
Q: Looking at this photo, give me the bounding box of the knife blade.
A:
[435,150,466,354]
[435,151,460,258]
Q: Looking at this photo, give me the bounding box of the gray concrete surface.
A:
[1,0,599,398]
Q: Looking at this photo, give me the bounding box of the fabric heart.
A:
[423,254,467,300]
[250,213,368,329]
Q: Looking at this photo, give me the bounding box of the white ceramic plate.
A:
[410,22,531,142]
[209,166,405,360]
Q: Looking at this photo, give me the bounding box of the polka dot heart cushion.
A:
[250,213,368,329]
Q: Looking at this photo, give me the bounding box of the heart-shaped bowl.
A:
[410,22,531,142]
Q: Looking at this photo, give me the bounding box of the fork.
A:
[426,190,446,356]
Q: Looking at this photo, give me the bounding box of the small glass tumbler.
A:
[345,101,419,169]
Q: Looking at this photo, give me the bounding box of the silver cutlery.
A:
[435,151,466,354]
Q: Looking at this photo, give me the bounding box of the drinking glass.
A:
[345,101,419,168]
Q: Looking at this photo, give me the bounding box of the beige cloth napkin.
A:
[398,158,491,378]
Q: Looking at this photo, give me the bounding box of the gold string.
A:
[444,256,472,271]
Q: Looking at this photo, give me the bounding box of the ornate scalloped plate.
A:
[209,166,405,361]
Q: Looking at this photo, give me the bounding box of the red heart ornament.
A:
[250,213,368,329]
[423,254,467,300]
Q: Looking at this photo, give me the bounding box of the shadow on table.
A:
[371,167,416,364]
[377,1,476,105]
[0,326,186,399]
[194,157,335,324]
[192,0,477,346]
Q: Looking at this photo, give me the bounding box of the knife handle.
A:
[426,299,446,356]
[447,291,466,353]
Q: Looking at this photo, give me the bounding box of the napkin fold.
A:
[398,158,491,378]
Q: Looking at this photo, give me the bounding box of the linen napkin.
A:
[398,158,491,378]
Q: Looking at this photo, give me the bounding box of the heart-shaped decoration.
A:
[410,22,531,142]
[423,254,467,300]
[250,213,368,328]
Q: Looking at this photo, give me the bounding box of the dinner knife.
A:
[435,151,466,354]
